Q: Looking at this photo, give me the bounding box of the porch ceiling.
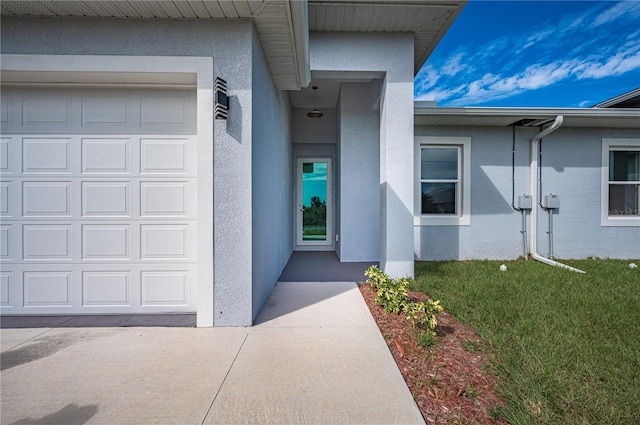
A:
[0,0,310,90]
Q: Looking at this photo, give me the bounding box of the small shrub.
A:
[364,265,387,289]
[376,277,411,314]
[406,299,444,336]
[365,265,444,338]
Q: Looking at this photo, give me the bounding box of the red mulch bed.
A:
[358,284,508,425]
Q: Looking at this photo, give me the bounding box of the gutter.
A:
[529,115,586,274]
[414,104,640,119]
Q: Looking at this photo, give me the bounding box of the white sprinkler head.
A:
[630,263,638,269]
[500,264,507,272]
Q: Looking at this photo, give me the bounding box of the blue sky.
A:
[415,1,640,107]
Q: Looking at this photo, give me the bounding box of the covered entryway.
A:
[1,87,198,315]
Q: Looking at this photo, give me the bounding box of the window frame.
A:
[601,138,640,227]
[415,136,471,226]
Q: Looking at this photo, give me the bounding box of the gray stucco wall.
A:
[251,27,293,322]
[338,82,380,261]
[414,126,640,260]
[2,16,257,325]
[292,108,337,144]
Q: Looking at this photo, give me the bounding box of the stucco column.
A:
[379,75,415,278]
[213,90,254,326]
[309,32,415,278]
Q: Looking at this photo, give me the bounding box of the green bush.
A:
[365,265,443,335]
[364,265,387,289]
[405,299,444,336]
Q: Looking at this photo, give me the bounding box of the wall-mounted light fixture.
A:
[307,86,323,118]
[215,77,229,119]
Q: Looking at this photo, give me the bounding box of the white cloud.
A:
[414,64,440,92]
[576,45,640,79]
[592,1,640,28]
[441,52,468,76]
[415,86,464,103]
[521,27,555,51]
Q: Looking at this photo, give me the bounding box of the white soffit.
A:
[308,0,466,74]
[0,0,310,90]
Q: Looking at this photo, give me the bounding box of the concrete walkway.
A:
[1,282,425,425]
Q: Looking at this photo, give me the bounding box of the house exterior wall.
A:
[2,16,258,326]
[310,32,415,277]
[251,27,294,322]
[337,82,380,262]
[414,126,640,261]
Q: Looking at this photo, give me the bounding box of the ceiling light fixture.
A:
[307,85,323,118]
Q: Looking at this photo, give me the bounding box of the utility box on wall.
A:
[543,193,560,209]
[517,194,532,209]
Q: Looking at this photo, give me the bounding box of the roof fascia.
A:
[414,105,640,119]
[289,0,311,88]
[414,1,466,74]
[593,87,640,108]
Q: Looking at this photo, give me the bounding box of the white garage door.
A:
[0,87,198,314]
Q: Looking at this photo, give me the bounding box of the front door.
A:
[296,158,333,248]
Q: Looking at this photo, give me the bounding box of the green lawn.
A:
[412,259,640,425]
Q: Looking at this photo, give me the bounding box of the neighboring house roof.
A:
[414,102,640,128]
[1,0,465,89]
[592,87,640,108]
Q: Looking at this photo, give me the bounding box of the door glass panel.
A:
[302,162,327,241]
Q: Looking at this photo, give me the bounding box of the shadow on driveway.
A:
[9,403,99,425]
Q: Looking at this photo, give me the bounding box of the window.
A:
[601,138,640,227]
[415,137,471,226]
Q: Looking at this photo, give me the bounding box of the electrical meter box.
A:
[517,194,532,209]
[543,193,560,209]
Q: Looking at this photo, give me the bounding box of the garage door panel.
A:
[0,138,11,174]
[141,224,190,259]
[141,138,190,174]
[141,181,194,217]
[22,93,72,127]
[1,94,9,125]
[23,271,73,306]
[81,137,131,174]
[82,271,131,306]
[140,93,191,127]
[1,225,12,260]
[23,224,72,260]
[22,137,71,174]
[82,224,131,260]
[0,181,11,216]
[82,181,130,216]
[141,270,189,306]
[81,92,131,126]
[0,272,11,306]
[22,181,72,217]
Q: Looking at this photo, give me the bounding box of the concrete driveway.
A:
[1,282,424,425]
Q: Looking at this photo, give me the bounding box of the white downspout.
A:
[529,115,586,273]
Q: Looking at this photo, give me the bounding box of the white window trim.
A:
[601,138,640,227]
[414,136,471,226]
